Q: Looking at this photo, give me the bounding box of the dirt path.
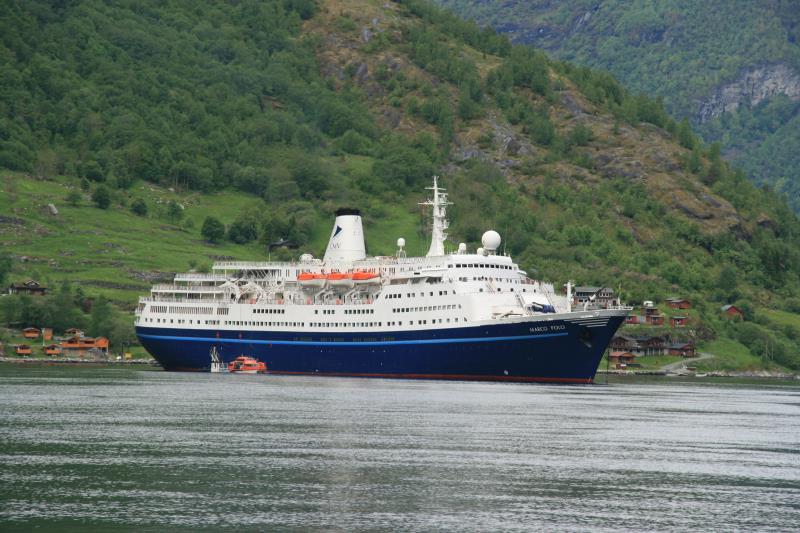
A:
[660,352,714,373]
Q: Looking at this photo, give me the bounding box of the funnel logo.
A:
[333,225,343,238]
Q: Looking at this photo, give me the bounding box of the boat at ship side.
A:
[135,177,629,383]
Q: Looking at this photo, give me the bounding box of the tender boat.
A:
[327,272,355,288]
[352,271,380,284]
[227,356,267,374]
[297,273,326,288]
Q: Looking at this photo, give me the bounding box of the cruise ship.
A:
[135,177,629,383]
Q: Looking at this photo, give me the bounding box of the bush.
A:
[91,185,111,209]
[83,160,104,182]
[130,198,148,216]
[166,200,183,223]
[201,216,225,244]
[66,190,82,207]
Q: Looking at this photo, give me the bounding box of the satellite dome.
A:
[458,242,467,253]
[477,247,485,256]
[481,230,501,251]
[300,253,314,262]
[397,237,406,248]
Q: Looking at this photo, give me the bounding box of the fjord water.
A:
[0,367,798,531]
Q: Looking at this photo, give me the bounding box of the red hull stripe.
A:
[267,371,593,384]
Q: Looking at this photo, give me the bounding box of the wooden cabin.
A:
[64,328,84,337]
[646,314,665,326]
[666,298,692,310]
[60,336,109,355]
[44,344,62,356]
[670,316,689,327]
[22,327,41,339]
[625,315,641,325]
[15,344,32,356]
[7,280,47,296]
[610,335,667,356]
[721,305,744,320]
[668,342,696,357]
[42,328,53,341]
[609,351,638,368]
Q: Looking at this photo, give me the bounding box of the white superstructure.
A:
[135,178,619,334]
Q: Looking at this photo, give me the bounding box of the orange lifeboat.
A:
[297,272,326,288]
[227,356,267,374]
[326,272,354,288]
[352,271,380,285]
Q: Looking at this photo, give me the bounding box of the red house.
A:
[670,316,689,327]
[44,344,62,356]
[625,315,642,325]
[23,327,41,339]
[666,298,692,310]
[15,344,32,356]
[646,314,665,326]
[721,305,744,320]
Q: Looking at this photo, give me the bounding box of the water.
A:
[1,365,798,531]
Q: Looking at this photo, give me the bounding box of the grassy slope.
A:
[1,168,431,304]
[697,338,775,373]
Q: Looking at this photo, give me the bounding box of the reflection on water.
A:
[0,366,798,531]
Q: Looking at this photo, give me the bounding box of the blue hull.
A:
[136,316,625,383]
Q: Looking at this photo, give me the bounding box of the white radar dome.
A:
[458,242,467,253]
[397,237,406,248]
[477,247,485,256]
[300,253,314,262]
[481,230,501,251]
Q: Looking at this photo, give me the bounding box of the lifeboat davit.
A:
[352,271,380,285]
[297,272,326,288]
[227,356,267,374]
[327,272,355,288]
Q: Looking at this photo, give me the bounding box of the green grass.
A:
[762,309,800,329]
[1,173,284,304]
[696,338,772,372]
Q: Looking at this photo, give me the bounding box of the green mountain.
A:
[1,0,799,370]
[434,0,800,210]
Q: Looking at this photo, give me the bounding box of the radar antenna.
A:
[419,176,452,257]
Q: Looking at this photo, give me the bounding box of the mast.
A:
[420,176,452,257]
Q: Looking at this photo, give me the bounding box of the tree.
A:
[92,185,111,209]
[66,189,82,206]
[166,200,183,223]
[83,160,105,182]
[676,118,696,149]
[228,212,259,244]
[0,253,11,286]
[201,216,225,244]
[130,198,148,216]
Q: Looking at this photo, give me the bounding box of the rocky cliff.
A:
[698,64,800,122]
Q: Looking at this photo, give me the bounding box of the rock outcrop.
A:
[697,63,800,122]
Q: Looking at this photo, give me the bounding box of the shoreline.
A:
[0,356,160,367]
[1,357,796,381]
[597,369,798,380]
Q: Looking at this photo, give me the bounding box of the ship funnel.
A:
[323,208,366,263]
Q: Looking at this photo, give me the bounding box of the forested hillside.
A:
[1,0,800,368]
[434,0,800,210]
